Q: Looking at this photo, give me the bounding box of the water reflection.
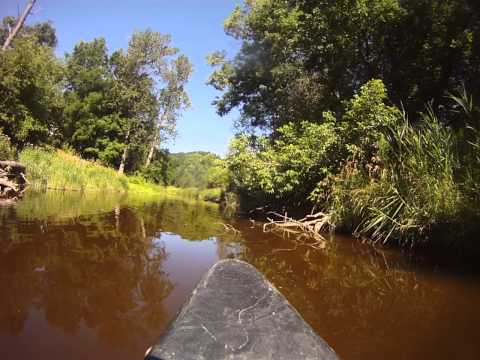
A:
[0,191,237,360]
[0,191,479,360]
[233,223,480,360]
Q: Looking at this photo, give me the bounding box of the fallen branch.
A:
[0,161,26,174]
[218,222,241,236]
[263,211,334,250]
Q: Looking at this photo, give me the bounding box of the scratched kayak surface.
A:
[146,259,338,360]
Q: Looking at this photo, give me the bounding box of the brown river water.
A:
[0,191,479,360]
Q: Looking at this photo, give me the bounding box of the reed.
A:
[330,104,478,247]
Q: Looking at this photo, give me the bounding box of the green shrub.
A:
[329,105,478,247]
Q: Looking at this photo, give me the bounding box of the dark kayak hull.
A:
[145,259,339,360]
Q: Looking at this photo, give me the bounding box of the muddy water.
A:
[0,191,479,360]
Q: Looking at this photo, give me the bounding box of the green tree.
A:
[0,37,63,148]
[63,38,120,165]
[209,0,479,131]
[113,30,192,174]
[0,16,57,48]
[64,30,192,173]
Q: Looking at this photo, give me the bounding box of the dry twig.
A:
[218,222,241,236]
[263,211,333,249]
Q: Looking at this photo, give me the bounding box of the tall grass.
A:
[330,105,479,247]
[20,148,129,192]
[18,148,224,205]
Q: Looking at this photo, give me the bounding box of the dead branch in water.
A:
[218,222,241,236]
[263,211,333,250]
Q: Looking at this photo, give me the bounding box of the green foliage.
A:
[329,112,462,245]
[215,2,480,247]
[227,78,480,246]
[340,79,400,161]
[20,148,129,192]
[210,0,480,130]
[325,86,480,246]
[0,38,64,147]
[227,80,397,209]
[0,17,57,48]
[168,152,228,189]
[227,121,339,207]
[63,32,192,172]
[0,128,15,160]
[0,14,191,176]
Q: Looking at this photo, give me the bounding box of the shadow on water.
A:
[0,190,479,360]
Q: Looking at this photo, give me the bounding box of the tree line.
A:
[0,17,192,175]
[142,151,228,189]
[210,0,480,247]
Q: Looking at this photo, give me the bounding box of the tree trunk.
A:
[118,128,131,174]
[2,0,36,51]
[145,136,157,168]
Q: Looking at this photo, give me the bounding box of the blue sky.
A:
[0,0,242,156]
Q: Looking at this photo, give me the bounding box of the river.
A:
[0,191,479,359]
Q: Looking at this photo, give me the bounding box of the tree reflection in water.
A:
[233,222,480,360]
[1,191,479,360]
[0,191,236,359]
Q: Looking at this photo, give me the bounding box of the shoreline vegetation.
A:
[210,1,480,251]
[17,147,223,202]
[225,83,480,251]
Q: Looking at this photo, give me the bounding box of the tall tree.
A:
[63,38,121,164]
[0,37,63,148]
[63,30,192,174]
[209,0,480,131]
[112,30,192,174]
[145,54,192,167]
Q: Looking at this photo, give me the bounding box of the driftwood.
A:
[0,160,28,201]
[263,211,334,250]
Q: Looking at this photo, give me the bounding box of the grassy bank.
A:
[20,148,131,192]
[19,148,224,201]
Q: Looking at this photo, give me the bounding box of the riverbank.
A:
[227,81,480,251]
[18,148,223,201]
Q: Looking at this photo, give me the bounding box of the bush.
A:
[227,79,480,247]
[329,103,479,247]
